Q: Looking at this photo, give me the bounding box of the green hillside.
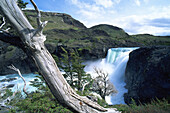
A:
[130,34,170,46]
[1,10,170,59]
[23,10,169,47]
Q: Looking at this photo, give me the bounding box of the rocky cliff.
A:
[0,42,37,75]
[124,46,170,104]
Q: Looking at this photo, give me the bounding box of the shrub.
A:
[112,98,170,113]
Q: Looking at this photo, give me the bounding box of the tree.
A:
[17,0,28,9]
[0,0,114,112]
[71,49,90,91]
[53,47,75,86]
[93,67,117,100]
[53,48,92,91]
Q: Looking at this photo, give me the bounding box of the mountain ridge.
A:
[0,10,170,75]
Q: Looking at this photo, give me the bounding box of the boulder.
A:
[124,46,170,104]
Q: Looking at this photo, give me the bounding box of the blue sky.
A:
[23,0,170,36]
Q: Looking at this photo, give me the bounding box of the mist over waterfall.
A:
[84,47,139,105]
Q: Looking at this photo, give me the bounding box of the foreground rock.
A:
[124,46,170,104]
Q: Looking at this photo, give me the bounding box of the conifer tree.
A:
[53,48,92,91]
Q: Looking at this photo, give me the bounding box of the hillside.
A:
[24,10,169,46]
[2,10,170,55]
[26,10,170,57]
[0,10,170,75]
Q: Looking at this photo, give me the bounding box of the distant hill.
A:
[1,10,170,58]
[0,10,170,75]
[24,10,169,46]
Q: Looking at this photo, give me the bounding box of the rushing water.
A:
[0,47,138,105]
[0,73,40,95]
[85,47,139,105]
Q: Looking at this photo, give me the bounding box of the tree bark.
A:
[0,0,110,112]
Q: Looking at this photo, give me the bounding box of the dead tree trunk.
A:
[0,0,110,112]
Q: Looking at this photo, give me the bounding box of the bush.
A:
[10,92,72,113]
[112,98,170,113]
[7,75,72,113]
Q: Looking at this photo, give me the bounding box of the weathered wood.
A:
[0,0,112,112]
[0,17,5,29]
[8,64,28,96]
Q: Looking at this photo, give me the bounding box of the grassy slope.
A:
[23,10,170,50]
[0,10,169,60]
[130,34,170,46]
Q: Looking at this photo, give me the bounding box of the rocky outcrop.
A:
[0,44,37,75]
[124,46,170,104]
[0,41,57,75]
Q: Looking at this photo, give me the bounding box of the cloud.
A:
[143,0,149,3]
[68,0,170,36]
[134,0,140,6]
[148,18,170,28]
[70,0,78,5]
[114,0,121,4]
[68,0,106,20]
[25,4,34,9]
[94,0,114,8]
[113,15,170,35]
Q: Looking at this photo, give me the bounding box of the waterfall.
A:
[0,47,138,105]
[84,47,139,105]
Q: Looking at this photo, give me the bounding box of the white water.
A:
[85,47,139,105]
[0,47,138,105]
[0,73,40,95]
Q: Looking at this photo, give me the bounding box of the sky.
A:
[23,0,170,36]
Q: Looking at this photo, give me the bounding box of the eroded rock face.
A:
[0,43,37,75]
[0,41,58,75]
[124,46,170,104]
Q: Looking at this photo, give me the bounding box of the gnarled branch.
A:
[0,17,5,29]
[30,0,48,36]
[8,64,28,96]
[0,17,10,33]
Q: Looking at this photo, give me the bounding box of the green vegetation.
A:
[53,47,92,91]
[5,46,16,59]
[130,34,170,46]
[21,10,170,54]
[0,75,106,113]
[1,10,169,60]
[17,0,28,9]
[1,9,170,113]
[111,99,170,113]
[1,75,73,113]
[1,78,169,113]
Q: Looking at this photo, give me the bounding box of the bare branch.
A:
[0,17,10,33]
[82,81,90,95]
[8,64,28,96]
[0,17,5,29]
[30,0,48,36]
[30,0,41,26]
[4,27,10,32]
